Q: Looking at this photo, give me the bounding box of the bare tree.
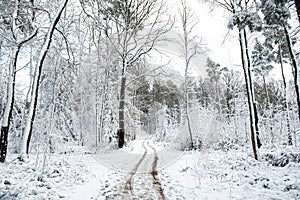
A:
[178,0,204,149]
[91,0,172,147]
[19,0,69,160]
[221,69,243,119]
[261,0,300,123]
[0,0,37,163]
[215,0,262,159]
[284,26,300,121]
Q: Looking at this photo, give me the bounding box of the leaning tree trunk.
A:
[19,0,69,160]
[238,28,258,160]
[284,26,300,122]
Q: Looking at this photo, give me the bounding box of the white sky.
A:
[148,0,240,78]
[170,0,238,67]
[155,0,238,75]
[163,0,295,80]
[16,0,296,89]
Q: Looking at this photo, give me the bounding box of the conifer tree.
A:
[261,0,300,122]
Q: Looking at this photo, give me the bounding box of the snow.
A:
[1,141,300,199]
[19,0,69,160]
[160,148,300,199]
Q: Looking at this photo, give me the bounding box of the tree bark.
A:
[295,0,300,24]
[243,30,262,149]
[118,73,126,148]
[0,46,20,163]
[184,65,193,149]
[238,28,258,160]
[94,0,172,147]
[185,101,193,149]
[284,26,300,122]
[184,62,193,149]
[179,0,196,150]
[19,0,69,160]
[279,44,292,145]
[0,127,9,163]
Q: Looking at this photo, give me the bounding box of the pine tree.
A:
[217,0,263,159]
[258,8,293,145]
[205,58,228,113]
[251,39,274,109]
[261,0,300,122]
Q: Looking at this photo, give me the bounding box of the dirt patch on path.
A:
[148,142,165,200]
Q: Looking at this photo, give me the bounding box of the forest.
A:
[0,0,300,199]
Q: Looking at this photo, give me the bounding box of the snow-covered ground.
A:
[1,141,300,200]
[159,147,300,199]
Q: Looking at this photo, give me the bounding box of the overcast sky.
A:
[16,0,296,88]
[155,0,240,77]
[167,0,295,80]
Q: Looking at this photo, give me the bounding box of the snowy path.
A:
[96,140,167,200]
[1,143,300,199]
[64,139,190,200]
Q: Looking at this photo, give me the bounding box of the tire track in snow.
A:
[100,140,165,199]
[148,141,165,200]
[123,140,147,198]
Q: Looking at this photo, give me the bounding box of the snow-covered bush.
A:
[170,107,221,151]
[263,152,300,167]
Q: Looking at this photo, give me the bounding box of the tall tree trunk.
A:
[279,44,292,145]
[284,26,300,122]
[118,70,126,148]
[99,68,110,144]
[184,57,194,149]
[19,0,69,160]
[238,28,258,160]
[99,35,112,144]
[184,57,193,149]
[0,24,37,162]
[0,46,20,163]
[185,90,193,149]
[243,30,262,149]
[95,36,102,146]
[179,0,195,149]
[184,54,193,149]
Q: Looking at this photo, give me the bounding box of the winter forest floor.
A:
[1,136,300,200]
